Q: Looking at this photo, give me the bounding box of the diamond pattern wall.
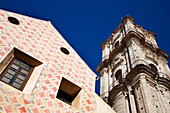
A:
[0,10,98,113]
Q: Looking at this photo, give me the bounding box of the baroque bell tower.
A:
[97,16,170,113]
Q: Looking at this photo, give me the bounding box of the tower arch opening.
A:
[115,69,122,82]
[115,41,119,48]
[149,64,158,73]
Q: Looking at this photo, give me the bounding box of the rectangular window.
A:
[0,58,34,90]
[0,47,42,93]
[56,77,82,106]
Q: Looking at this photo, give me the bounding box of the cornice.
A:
[100,40,109,49]
[97,30,169,73]
[125,64,157,83]
[100,16,135,49]
[96,59,109,73]
[157,78,170,89]
[108,83,125,105]
[97,31,144,72]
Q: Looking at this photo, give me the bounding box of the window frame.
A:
[56,77,82,106]
[0,58,34,91]
[149,64,157,72]
[0,47,42,93]
[115,41,119,48]
[115,69,122,82]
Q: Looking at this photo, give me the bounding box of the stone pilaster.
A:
[138,75,155,113]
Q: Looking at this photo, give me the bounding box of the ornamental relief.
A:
[111,59,124,74]
[145,55,158,65]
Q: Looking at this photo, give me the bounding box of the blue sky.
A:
[1,0,170,95]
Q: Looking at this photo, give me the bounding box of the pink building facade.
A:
[0,10,114,113]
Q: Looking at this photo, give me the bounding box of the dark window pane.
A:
[57,89,73,105]
[115,69,122,81]
[21,69,28,75]
[5,73,13,79]
[115,41,119,48]
[1,58,34,90]
[13,59,20,65]
[8,69,15,75]
[11,64,19,70]
[12,82,21,89]
[25,66,32,71]
[18,75,25,80]
[15,78,23,84]
[19,62,27,69]
[1,77,10,83]
[9,73,18,84]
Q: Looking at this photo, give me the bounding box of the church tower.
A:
[97,16,170,113]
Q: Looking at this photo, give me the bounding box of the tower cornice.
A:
[97,30,169,73]
[100,16,135,49]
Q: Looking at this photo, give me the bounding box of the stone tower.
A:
[97,16,170,113]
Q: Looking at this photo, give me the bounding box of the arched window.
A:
[115,69,122,82]
[115,41,119,48]
[149,64,158,73]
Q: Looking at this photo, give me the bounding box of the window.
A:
[115,69,122,82]
[0,47,42,91]
[0,58,34,90]
[149,64,157,73]
[60,47,70,55]
[8,17,20,25]
[56,77,81,105]
[115,41,119,48]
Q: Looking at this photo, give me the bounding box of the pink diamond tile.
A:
[4,105,13,113]
[10,97,18,104]
[0,26,4,29]
[0,96,4,102]
[0,52,5,57]
[47,101,53,107]
[35,99,42,106]
[39,92,45,98]
[58,102,64,107]
[55,110,61,113]
[23,99,30,105]
[42,86,48,90]
[52,87,57,92]
[1,36,7,40]
[49,94,55,99]
[47,74,52,78]
[19,107,27,113]
[86,106,91,112]
[86,99,92,104]
[44,109,51,113]
[32,108,39,113]
[0,40,3,44]
[44,80,50,84]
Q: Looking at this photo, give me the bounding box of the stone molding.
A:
[97,30,169,73]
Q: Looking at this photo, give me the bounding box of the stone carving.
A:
[98,16,170,113]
